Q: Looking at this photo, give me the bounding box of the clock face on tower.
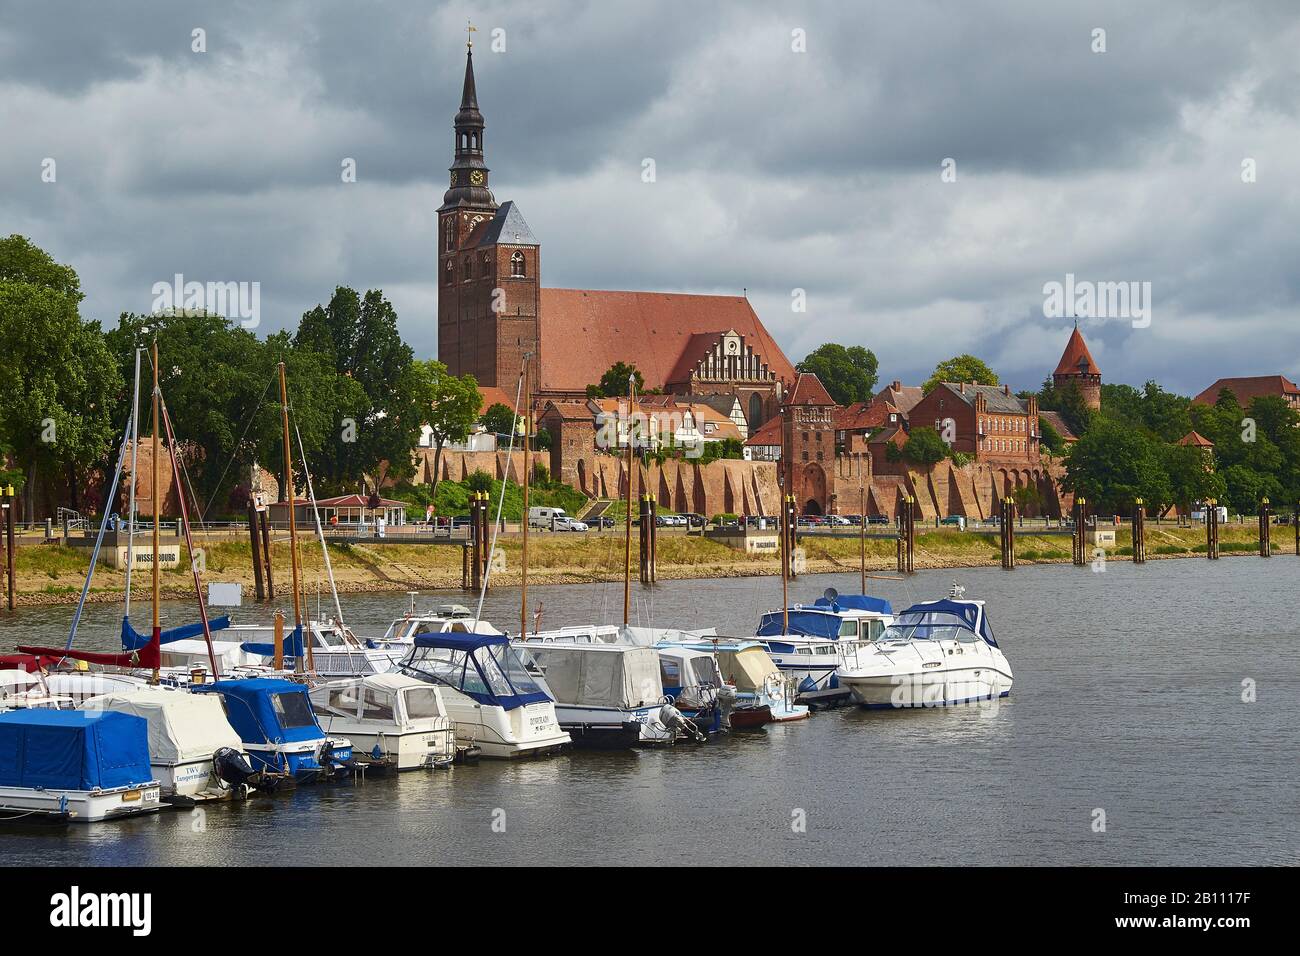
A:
[470,170,485,186]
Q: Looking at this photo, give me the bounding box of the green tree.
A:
[480,402,518,439]
[412,360,481,503]
[1062,418,1171,514]
[1038,416,1065,454]
[587,361,644,399]
[0,236,122,521]
[796,343,879,405]
[900,425,949,466]
[1160,443,1226,516]
[923,354,998,394]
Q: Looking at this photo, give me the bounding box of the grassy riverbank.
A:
[2,522,1285,607]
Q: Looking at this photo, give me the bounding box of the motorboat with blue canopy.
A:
[397,634,570,758]
[0,710,162,822]
[756,591,894,706]
[194,678,353,782]
[836,584,1013,709]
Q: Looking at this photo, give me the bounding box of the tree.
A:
[1062,418,1171,514]
[411,360,480,504]
[0,236,122,521]
[923,354,998,394]
[797,343,879,405]
[1039,416,1065,455]
[480,402,517,439]
[588,361,644,399]
[900,426,949,466]
[1160,443,1226,516]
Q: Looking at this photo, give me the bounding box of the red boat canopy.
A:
[15,631,160,671]
[0,653,63,674]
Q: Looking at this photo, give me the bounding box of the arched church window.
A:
[444,220,453,252]
[444,261,453,285]
[510,251,526,277]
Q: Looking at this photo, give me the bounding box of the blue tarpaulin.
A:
[813,594,893,615]
[121,615,231,650]
[195,678,325,746]
[239,624,305,660]
[757,594,894,638]
[0,710,152,791]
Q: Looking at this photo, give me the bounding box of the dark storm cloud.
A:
[1,0,1298,394]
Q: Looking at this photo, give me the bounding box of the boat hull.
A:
[443,699,570,759]
[0,781,162,823]
[333,729,455,770]
[840,666,1013,709]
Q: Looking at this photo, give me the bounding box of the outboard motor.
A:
[319,740,356,778]
[213,747,259,790]
[657,702,706,743]
[716,684,737,731]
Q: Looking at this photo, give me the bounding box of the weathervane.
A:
[466,19,477,49]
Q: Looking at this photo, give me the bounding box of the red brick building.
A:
[1192,375,1300,411]
[782,373,839,515]
[435,47,796,429]
[908,382,1042,463]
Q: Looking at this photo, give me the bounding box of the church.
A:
[436,44,796,430]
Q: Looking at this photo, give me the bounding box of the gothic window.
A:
[482,252,492,276]
[444,261,453,285]
[464,257,472,281]
[510,251,526,277]
[444,220,453,252]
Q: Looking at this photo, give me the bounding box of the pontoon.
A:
[397,633,570,758]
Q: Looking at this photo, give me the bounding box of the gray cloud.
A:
[1,0,1298,396]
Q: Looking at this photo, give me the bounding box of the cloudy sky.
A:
[2,0,1298,395]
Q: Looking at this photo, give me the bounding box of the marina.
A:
[0,558,1295,865]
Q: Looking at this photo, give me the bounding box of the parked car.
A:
[827,515,852,526]
[553,516,589,532]
[588,515,615,529]
[865,514,890,525]
[940,515,966,530]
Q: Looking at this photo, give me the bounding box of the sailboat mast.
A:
[860,485,867,595]
[150,340,161,682]
[781,493,789,633]
[520,355,530,639]
[622,374,636,627]
[123,347,141,619]
[278,361,309,671]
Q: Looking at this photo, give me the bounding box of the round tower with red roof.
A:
[1052,324,1101,411]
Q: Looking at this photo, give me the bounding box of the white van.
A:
[529,506,567,530]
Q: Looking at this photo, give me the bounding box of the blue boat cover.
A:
[0,710,151,791]
[194,678,324,745]
[896,599,998,647]
[813,594,893,615]
[407,634,552,710]
[121,615,231,650]
[240,624,305,661]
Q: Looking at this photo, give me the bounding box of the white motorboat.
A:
[519,642,696,747]
[81,686,256,803]
[371,600,506,653]
[309,673,458,770]
[0,710,162,823]
[836,585,1014,709]
[664,639,809,725]
[756,592,894,706]
[397,632,570,758]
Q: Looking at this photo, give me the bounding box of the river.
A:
[1,557,1296,866]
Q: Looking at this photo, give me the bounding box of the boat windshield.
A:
[404,645,471,689]
[879,611,976,643]
[271,691,317,729]
[483,644,545,696]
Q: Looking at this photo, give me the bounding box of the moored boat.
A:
[309,673,458,770]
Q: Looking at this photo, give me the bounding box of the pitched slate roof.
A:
[1038,410,1077,442]
[1054,327,1101,377]
[1192,375,1300,405]
[874,381,924,415]
[536,289,796,395]
[474,201,538,247]
[937,382,1028,414]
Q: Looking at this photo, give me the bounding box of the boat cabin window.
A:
[325,685,363,717]
[689,658,718,687]
[317,628,346,647]
[403,687,442,719]
[407,646,470,688]
[271,691,317,729]
[866,619,887,640]
[883,611,975,643]
[485,645,545,696]
[449,622,470,632]
[360,688,396,721]
[838,619,859,638]
[796,646,814,655]
[660,658,682,687]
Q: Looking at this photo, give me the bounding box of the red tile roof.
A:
[1177,430,1215,447]
[536,289,796,394]
[875,381,924,415]
[1054,327,1100,377]
[1192,375,1300,405]
[477,386,516,413]
[836,398,897,432]
[787,371,836,406]
[745,415,783,446]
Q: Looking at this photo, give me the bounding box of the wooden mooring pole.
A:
[896,496,915,574]
[1259,498,1271,557]
[1132,498,1146,564]
[648,494,657,584]
[638,494,649,584]
[1071,497,1087,566]
[1000,497,1016,569]
[2,487,14,611]
[785,494,798,580]
[1206,498,1220,559]
[247,499,266,601]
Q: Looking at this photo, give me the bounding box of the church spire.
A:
[440,36,496,212]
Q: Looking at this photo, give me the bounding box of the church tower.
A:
[1052,323,1102,411]
[437,39,540,389]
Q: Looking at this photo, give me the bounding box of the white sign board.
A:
[208,582,243,607]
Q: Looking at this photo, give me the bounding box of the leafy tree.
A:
[1038,416,1065,454]
[796,343,879,405]
[1160,443,1226,516]
[587,361,644,399]
[480,402,517,438]
[900,425,949,466]
[412,359,481,503]
[0,236,122,521]
[1062,418,1171,514]
[923,354,998,394]
[1037,377,1096,437]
